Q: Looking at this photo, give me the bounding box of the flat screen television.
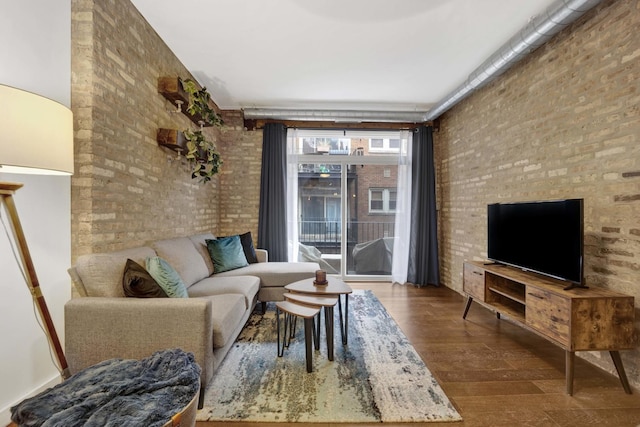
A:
[487,199,584,288]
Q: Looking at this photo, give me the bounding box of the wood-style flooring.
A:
[198,282,640,427]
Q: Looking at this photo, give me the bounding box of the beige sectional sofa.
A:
[65,232,319,404]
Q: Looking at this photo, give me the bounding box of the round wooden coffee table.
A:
[285,277,353,351]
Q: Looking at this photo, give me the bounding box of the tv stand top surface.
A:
[469,261,621,299]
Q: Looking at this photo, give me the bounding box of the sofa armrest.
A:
[67,266,88,297]
[255,248,268,263]
[65,297,214,384]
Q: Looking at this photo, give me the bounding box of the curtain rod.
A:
[244,118,430,131]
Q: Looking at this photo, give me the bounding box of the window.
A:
[369,138,400,153]
[302,137,350,154]
[288,129,407,278]
[369,188,396,213]
[370,189,383,211]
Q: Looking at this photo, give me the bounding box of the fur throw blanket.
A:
[11,348,201,427]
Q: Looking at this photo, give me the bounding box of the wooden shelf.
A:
[158,76,213,127]
[157,128,187,153]
[487,286,525,305]
[158,76,188,105]
[489,300,525,322]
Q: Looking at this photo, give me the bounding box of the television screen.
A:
[487,199,584,285]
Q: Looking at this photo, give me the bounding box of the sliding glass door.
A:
[287,130,407,280]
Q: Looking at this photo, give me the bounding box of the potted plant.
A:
[183,129,223,183]
[181,79,224,127]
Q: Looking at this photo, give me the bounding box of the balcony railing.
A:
[298,219,395,275]
[298,219,394,245]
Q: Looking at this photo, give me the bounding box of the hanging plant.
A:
[181,79,224,127]
[183,129,223,183]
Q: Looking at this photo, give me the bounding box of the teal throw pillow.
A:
[206,235,249,273]
[145,256,189,298]
[219,231,258,264]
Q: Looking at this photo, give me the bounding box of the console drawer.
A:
[463,263,485,301]
[526,288,570,346]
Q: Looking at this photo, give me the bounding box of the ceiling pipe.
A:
[423,0,603,121]
[243,0,602,124]
[242,108,426,123]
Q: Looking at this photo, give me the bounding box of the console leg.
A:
[462,296,473,319]
[566,351,575,395]
[610,351,632,394]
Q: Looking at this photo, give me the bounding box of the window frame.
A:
[369,138,401,153]
[368,188,397,214]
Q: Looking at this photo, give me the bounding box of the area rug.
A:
[197,289,462,423]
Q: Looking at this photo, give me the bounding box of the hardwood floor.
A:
[198,282,640,427]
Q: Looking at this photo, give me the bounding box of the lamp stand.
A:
[1,182,70,380]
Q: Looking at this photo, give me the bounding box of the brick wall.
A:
[435,0,639,387]
[355,165,397,241]
[71,0,223,258]
[217,111,263,242]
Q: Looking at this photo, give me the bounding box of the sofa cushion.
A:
[151,237,209,288]
[205,294,247,349]
[122,259,168,298]
[219,232,258,264]
[146,257,189,298]
[188,233,217,276]
[187,275,260,310]
[206,236,249,273]
[215,262,319,288]
[75,247,158,297]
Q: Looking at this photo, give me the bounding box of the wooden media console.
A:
[462,261,635,395]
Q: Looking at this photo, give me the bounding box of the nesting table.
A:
[275,300,319,372]
[283,293,338,361]
[284,277,353,359]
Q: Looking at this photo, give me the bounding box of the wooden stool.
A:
[283,293,338,361]
[275,301,320,373]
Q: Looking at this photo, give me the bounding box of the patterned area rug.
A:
[197,289,462,423]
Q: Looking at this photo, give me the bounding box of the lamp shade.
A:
[0,84,74,175]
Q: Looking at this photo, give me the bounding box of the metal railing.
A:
[298,219,394,246]
[298,219,395,276]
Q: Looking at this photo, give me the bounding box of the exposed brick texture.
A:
[435,0,639,387]
[71,0,222,258]
[217,110,263,242]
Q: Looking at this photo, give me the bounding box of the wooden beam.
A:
[244,118,431,131]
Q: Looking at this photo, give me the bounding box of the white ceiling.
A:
[131,0,558,114]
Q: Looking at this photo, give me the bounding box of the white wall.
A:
[0,1,72,423]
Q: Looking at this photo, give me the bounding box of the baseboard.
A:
[0,375,62,426]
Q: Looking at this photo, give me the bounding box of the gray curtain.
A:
[258,123,288,262]
[407,125,440,286]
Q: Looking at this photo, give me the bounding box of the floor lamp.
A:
[0,84,74,380]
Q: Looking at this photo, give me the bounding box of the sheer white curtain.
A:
[391,130,412,284]
[286,128,299,262]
